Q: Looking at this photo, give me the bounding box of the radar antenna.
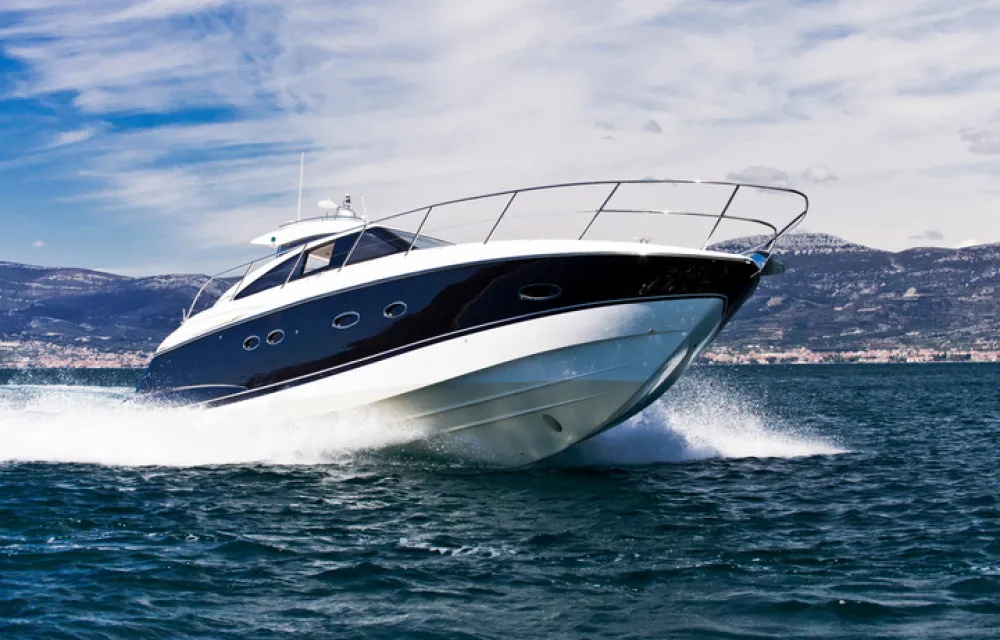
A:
[317,193,365,222]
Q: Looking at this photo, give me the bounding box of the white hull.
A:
[214,297,724,466]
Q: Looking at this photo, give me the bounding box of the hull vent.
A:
[542,414,564,433]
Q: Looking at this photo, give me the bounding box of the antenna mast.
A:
[296,152,305,221]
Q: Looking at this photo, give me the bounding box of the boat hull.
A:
[202,297,724,466]
[137,250,760,465]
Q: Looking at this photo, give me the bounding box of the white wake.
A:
[0,373,844,468]
[555,374,846,466]
[0,385,424,467]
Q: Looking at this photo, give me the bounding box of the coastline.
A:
[2,347,999,371]
[703,346,1000,365]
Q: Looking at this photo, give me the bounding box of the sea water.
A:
[1,364,997,638]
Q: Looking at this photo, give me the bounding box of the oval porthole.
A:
[243,335,260,351]
[519,283,562,302]
[266,329,285,345]
[383,301,407,319]
[333,311,361,329]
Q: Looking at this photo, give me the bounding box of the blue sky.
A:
[1,0,999,275]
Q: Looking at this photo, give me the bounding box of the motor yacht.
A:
[135,179,807,466]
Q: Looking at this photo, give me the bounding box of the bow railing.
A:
[372,178,807,256]
[184,179,808,323]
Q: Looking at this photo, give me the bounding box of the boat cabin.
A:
[231,224,451,302]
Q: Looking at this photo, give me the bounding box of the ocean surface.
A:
[1,364,998,639]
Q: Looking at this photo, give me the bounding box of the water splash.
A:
[554,373,846,466]
[0,371,844,468]
[0,385,425,467]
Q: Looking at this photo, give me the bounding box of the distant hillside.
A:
[710,233,1000,350]
[710,232,876,255]
[1,233,998,354]
[0,262,231,351]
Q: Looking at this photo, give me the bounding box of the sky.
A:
[1,0,999,275]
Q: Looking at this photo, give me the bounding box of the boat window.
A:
[345,228,410,265]
[297,232,364,278]
[302,244,333,275]
[389,228,453,250]
[295,228,451,281]
[234,254,301,300]
[341,228,452,267]
[236,227,455,299]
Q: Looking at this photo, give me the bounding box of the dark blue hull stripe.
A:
[136,254,759,408]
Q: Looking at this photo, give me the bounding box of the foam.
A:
[0,373,845,468]
[0,385,425,467]
[554,374,846,466]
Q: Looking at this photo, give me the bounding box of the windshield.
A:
[233,252,300,300]
[233,226,451,300]
[388,228,453,250]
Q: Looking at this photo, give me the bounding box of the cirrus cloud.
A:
[48,126,99,148]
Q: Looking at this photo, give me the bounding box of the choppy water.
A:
[1,364,997,638]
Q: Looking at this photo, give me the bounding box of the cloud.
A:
[642,119,662,134]
[730,163,839,188]
[32,240,45,248]
[48,126,98,148]
[909,229,944,241]
[726,166,790,187]
[801,164,837,183]
[0,0,999,273]
[961,129,1000,155]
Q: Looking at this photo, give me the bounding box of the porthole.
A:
[383,301,407,319]
[519,283,562,302]
[333,311,361,329]
[266,329,285,345]
[243,335,260,351]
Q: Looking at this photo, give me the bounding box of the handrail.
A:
[233,262,254,297]
[405,206,433,255]
[340,218,369,270]
[375,178,806,220]
[282,244,307,288]
[602,209,779,238]
[701,185,740,250]
[483,192,518,244]
[183,178,808,323]
[183,254,273,323]
[374,178,808,256]
[577,183,620,240]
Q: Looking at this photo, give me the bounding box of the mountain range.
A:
[0,262,231,352]
[711,233,999,350]
[1,232,997,357]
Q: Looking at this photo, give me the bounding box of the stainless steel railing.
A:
[372,178,808,255]
[184,179,808,323]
